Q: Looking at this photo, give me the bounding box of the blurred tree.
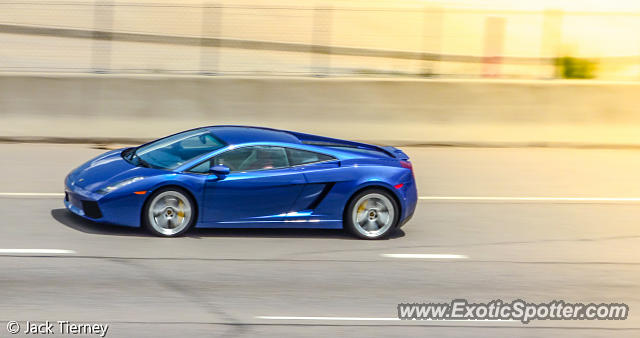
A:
[555,56,597,79]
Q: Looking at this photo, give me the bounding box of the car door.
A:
[202,145,306,226]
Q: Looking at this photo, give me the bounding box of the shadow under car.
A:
[51,208,405,240]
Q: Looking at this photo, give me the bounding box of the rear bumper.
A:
[397,177,418,227]
[397,209,414,228]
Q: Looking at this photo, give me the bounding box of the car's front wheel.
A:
[143,188,195,237]
[345,189,398,240]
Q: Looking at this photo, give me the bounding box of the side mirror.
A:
[209,165,230,177]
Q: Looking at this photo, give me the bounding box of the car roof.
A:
[204,126,302,145]
[201,125,400,160]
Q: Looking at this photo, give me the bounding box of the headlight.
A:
[97,177,144,194]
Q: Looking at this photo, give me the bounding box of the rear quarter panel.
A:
[310,159,414,224]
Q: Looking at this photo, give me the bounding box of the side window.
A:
[213,146,289,173]
[188,160,211,174]
[286,148,335,166]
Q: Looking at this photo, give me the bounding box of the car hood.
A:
[68,149,159,192]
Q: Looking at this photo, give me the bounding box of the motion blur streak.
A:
[257,316,512,322]
[0,249,76,255]
[1,0,640,79]
[381,254,469,259]
[256,316,401,321]
[418,196,640,203]
[5,193,640,202]
[0,193,65,197]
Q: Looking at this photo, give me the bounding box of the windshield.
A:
[124,129,225,170]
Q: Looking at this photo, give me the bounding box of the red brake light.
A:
[400,160,414,178]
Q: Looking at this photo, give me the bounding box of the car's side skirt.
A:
[195,220,342,229]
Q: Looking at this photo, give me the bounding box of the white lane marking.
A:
[1,192,639,203]
[382,254,468,259]
[419,196,640,202]
[0,192,64,198]
[0,249,76,255]
[259,316,399,321]
[256,316,512,322]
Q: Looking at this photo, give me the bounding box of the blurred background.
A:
[2,0,640,79]
[3,0,640,145]
[2,2,640,337]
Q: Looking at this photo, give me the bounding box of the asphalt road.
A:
[1,143,639,337]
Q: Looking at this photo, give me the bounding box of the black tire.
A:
[344,188,399,240]
[142,187,197,237]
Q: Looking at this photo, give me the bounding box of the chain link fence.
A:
[0,1,639,79]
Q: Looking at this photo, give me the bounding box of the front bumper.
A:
[65,192,102,218]
[64,184,145,227]
[64,184,104,220]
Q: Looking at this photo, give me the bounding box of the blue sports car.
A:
[64,126,417,239]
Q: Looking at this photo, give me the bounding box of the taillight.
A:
[400,160,414,177]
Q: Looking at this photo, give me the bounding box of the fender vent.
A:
[307,182,336,210]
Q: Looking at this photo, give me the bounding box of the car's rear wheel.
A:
[143,188,195,237]
[345,189,398,239]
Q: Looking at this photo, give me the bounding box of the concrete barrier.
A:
[2,74,640,146]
